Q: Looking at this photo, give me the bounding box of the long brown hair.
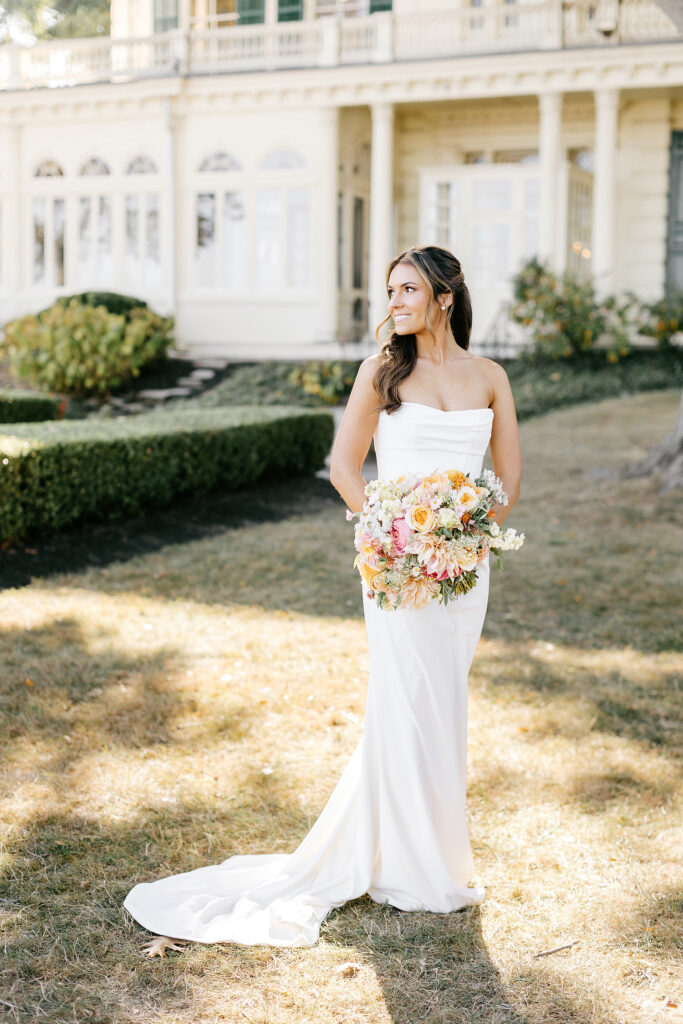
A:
[371,245,472,415]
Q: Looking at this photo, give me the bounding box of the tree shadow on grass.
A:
[0,616,263,778]
[0,803,544,1024]
[4,796,671,1024]
[1,787,314,1024]
[473,646,682,759]
[3,740,674,1023]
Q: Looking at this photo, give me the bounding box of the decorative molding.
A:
[0,44,682,124]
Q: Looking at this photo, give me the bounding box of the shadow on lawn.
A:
[0,616,211,762]
[483,646,681,757]
[322,899,536,1024]
[5,793,678,1024]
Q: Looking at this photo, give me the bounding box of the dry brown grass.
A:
[1,389,681,1024]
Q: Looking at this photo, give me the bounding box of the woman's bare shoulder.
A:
[360,353,381,372]
[354,353,382,390]
[346,353,383,410]
[472,354,510,384]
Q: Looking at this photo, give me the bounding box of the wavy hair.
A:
[371,245,472,415]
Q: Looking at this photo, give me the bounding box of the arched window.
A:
[34,159,64,178]
[194,151,247,290]
[79,157,111,176]
[126,155,159,175]
[124,155,162,293]
[31,159,66,287]
[77,158,113,289]
[198,152,242,173]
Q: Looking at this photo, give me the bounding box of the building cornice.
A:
[0,41,682,123]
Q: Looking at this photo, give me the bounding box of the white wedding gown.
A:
[123,402,493,947]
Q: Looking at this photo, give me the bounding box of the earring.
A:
[441,305,446,310]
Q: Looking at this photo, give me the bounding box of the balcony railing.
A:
[0,1,678,91]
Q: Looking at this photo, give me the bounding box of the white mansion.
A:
[0,0,682,358]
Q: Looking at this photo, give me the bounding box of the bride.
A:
[123,243,522,949]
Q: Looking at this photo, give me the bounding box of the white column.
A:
[592,87,619,297]
[163,97,177,322]
[264,0,278,24]
[538,91,562,269]
[368,101,394,345]
[178,0,191,31]
[316,105,340,343]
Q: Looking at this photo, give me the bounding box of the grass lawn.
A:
[1,389,681,1024]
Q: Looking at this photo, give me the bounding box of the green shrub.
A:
[2,298,174,397]
[0,405,334,543]
[0,389,61,423]
[288,360,362,403]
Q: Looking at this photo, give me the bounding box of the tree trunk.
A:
[616,391,683,492]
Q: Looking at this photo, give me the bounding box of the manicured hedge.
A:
[0,389,61,423]
[0,405,334,543]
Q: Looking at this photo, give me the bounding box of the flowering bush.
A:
[3,297,174,397]
[636,293,683,349]
[288,360,362,404]
[510,258,634,363]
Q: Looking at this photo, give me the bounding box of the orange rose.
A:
[421,472,449,488]
[407,505,436,533]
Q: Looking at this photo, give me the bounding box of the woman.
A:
[122,244,522,949]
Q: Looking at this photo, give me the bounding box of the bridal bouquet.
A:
[346,468,524,611]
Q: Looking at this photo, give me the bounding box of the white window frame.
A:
[188,151,315,300]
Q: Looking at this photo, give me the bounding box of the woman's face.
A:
[387,262,438,335]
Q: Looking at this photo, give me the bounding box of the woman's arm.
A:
[486,359,522,526]
[329,355,381,514]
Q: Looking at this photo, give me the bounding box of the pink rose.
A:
[391,516,412,555]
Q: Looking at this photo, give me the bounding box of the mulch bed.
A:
[0,474,340,590]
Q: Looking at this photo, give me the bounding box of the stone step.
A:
[137,387,193,400]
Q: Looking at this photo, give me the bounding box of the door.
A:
[420,164,540,343]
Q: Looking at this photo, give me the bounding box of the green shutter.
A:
[153,0,178,32]
[369,0,392,12]
[237,0,265,25]
[278,0,304,20]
